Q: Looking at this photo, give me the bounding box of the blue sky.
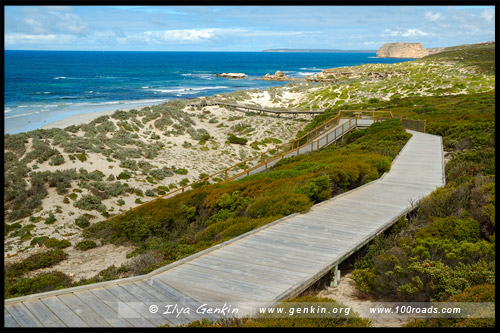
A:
[4,5,496,51]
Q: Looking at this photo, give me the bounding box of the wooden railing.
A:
[339,110,393,120]
[101,111,358,221]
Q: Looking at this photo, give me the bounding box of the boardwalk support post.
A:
[330,265,341,287]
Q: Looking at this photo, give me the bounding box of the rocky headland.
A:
[376,42,429,58]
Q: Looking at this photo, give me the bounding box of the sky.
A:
[3,5,496,51]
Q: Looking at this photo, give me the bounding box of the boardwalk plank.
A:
[188,258,301,288]
[74,290,135,327]
[106,284,171,327]
[5,303,44,327]
[194,254,310,281]
[162,268,277,301]
[23,300,66,327]
[141,277,221,322]
[90,288,155,327]
[41,296,89,327]
[4,129,444,328]
[124,282,204,326]
[58,293,112,327]
[208,248,317,274]
[4,307,21,327]
[177,262,289,292]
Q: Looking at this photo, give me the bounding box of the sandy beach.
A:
[40,109,124,130]
[4,85,313,281]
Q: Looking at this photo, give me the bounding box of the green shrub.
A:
[44,212,57,224]
[30,236,49,246]
[49,154,65,166]
[76,240,97,251]
[44,238,71,249]
[247,193,312,218]
[295,175,331,202]
[75,153,87,162]
[5,249,67,278]
[228,134,248,145]
[75,215,91,228]
[5,271,73,299]
[117,171,132,180]
[145,189,156,197]
[73,194,107,212]
[404,284,495,327]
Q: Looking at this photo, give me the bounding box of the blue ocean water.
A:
[4,51,412,134]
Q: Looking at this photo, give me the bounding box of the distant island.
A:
[263,48,376,53]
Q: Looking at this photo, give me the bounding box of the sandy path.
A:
[318,272,413,327]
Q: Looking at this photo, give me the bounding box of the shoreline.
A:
[39,107,138,130]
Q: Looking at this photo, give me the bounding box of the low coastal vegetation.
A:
[4,96,308,258]
[4,118,410,298]
[340,90,495,327]
[3,42,495,328]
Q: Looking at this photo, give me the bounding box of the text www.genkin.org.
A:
[258,303,351,318]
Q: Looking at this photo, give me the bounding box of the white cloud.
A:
[480,9,494,22]
[425,11,443,22]
[5,33,77,46]
[138,28,305,44]
[18,7,90,36]
[402,29,429,37]
[155,29,217,42]
[384,28,429,37]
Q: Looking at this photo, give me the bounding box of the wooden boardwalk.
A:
[4,130,444,327]
[188,101,326,115]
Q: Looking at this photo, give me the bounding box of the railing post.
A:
[260,152,264,163]
[225,169,228,180]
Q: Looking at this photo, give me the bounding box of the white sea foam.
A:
[152,86,229,94]
[296,72,316,76]
[5,111,42,119]
[181,73,214,79]
[53,76,66,80]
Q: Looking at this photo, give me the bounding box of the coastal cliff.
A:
[376,42,429,58]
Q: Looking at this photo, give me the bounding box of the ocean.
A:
[4,51,412,134]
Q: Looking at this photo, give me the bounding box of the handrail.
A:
[98,111,359,223]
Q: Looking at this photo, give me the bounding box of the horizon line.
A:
[4,49,378,52]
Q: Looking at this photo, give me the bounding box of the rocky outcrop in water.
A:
[216,73,247,79]
[376,43,429,58]
[262,71,289,81]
